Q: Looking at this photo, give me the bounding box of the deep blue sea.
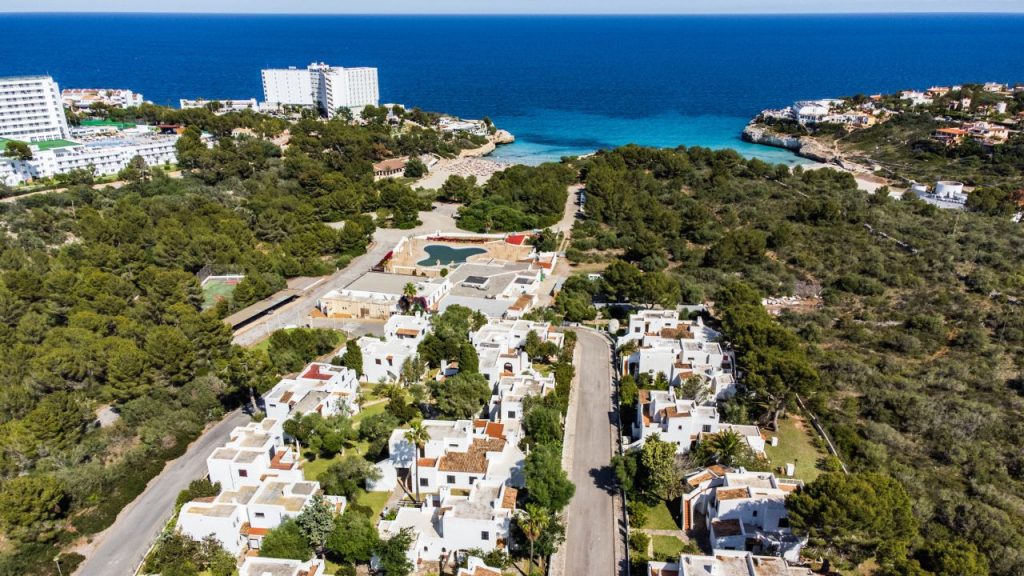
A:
[2,14,1024,164]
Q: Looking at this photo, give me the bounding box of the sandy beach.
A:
[414,139,515,190]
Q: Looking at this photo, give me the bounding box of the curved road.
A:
[74,204,460,575]
[75,410,250,576]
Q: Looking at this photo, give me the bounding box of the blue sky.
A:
[2,0,1024,13]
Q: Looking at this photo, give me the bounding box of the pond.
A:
[417,244,487,266]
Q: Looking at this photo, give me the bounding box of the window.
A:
[375,359,382,365]
[779,518,790,528]
[420,478,428,487]
[508,411,516,419]
[752,510,758,517]
[447,475,456,484]
[255,512,265,518]
[238,469,248,477]
[702,425,712,433]
[481,531,490,541]
[469,476,477,484]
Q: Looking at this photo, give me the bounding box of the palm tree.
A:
[402,282,418,312]
[702,430,744,466]
[404,422,430,503]
[516,503,551,574]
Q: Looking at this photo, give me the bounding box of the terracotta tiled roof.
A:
[712,518,743,536]
[373,158,407,172]
[687,471,713,487]
[484,422,505,439]
[418,457,438,467]
[396,328,420,337]
[279,391,294,403]
[501,487,518,509]
[716,487,751,501]
[438,438,506,473]
[474,567,502,576]
[638,390,650,405]
[302,364,333,381]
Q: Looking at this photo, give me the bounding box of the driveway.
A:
[74,410,251,576]
[561,329,624,576]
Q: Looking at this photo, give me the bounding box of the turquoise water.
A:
[488,108,811,166]
[3,14,1023,165]
[417,245,487,266]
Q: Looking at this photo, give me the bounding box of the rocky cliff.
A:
[493,129,516,145]
[742,123,838,163]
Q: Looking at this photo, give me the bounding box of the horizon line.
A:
[4,10,1024,16]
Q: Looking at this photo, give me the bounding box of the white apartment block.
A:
[647,550,813,576]
[239,557,325,576]
[377,480,518,568]
[261,67,316,107]
[489,371,556,426]
[317,65,380,116]
[683,469,805,562]
[471,319,564,384]
[357,314,431,384]
[633,389,764,456]
[62,88,144,109]
[622,311,736,401]
[261,63,379,116]
[263,362,361,423]
[177,478,344,555]
[206,419,303,492]
[0,133,180,187]
[371,419,524,493]
[0,75,70,142]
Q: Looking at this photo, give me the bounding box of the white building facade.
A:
[0,75,70,142]
[261,63,379,115]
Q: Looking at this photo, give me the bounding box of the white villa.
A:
[633,388,765,456]
[177,478,345,555]
[683,469,805,562]
[206,419,301,491]
[358,314,431,383]
[621,311,736,401]
[370,419,525,493]
[264,362,361,423]
[471,319,564,384]
[489,371,556,432]
[647,550,813,576]
[377,481,518,568]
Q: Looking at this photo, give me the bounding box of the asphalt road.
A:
[74,410,251,576]
[564,330,621,576]
[74,204,461,574]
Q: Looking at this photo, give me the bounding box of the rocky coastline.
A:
[741,123,838,163]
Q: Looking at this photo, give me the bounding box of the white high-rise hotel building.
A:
[0,75,71,142]
[261,62,379,116]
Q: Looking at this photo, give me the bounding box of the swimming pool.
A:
[417,245,487,266]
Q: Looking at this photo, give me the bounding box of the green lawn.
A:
[642,499,681,531]
[303,453,342,482]
[350,488,390,519]
[353,401,387,426]
[651,535,686,561]
[764,415,828,482]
